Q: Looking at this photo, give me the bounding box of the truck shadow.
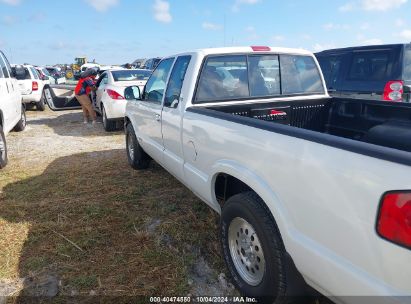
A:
[0,149,223,301]
[27,112,124,137]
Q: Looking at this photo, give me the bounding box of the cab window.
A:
[143,58,174,104]
[30,67,40,80]
[164,56,191,107]
[280,55,324,95]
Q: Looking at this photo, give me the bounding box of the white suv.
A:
[0,51,26,169]
[13,64,47,111]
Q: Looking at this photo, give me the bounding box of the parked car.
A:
[124,46,411,303]
[141,57,161,70]
[45,66,66,84]
[0,51,26,169]
[91,68,151,131]
[34,66,54,85]
[315,43,411,102]
[12,64,49,111]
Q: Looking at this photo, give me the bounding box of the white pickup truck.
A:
[124,47,411,303]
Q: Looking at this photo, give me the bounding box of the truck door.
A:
[134,57,174,162]
[161,55,191,181]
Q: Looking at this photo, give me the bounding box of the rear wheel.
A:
[36,90,46,111]
[0,125,8,169]
[13,105,26,132]
[221,192,287,303]
[102,105,116,132]
[126,123,150,170]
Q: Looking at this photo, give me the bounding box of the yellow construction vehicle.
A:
[66,57,87,79]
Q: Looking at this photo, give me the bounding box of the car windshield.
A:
[112,70,151,81]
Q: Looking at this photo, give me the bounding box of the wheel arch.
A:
[210,161,293,248]
[124,115,131,127]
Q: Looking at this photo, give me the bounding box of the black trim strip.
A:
[186,106,411,167]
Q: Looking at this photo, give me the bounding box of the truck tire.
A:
[102,105,116,132]
[220,192,287,303]
[0,125,8,169]
[13,105,26,132]
[126,123,150,170]
[36,91,46,111]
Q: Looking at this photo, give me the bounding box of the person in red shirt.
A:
[74,68,99,125]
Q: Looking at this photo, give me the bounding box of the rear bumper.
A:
[22,92,42,103]
[104,100,127,119]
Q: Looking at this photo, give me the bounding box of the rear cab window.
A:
[194,53,324,103]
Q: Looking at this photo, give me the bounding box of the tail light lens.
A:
[106,89,124,100]
[377,191,411,249]
[32,81,38,91]
[383,80,403,102]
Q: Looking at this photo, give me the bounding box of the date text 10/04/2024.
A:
[150,296,258,303]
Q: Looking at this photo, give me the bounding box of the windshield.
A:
[112,70,151,81]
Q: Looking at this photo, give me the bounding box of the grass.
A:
[0,143,223,297]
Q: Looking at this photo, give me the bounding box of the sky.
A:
[0,0,410,65]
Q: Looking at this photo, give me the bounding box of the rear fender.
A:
[210,160,294,248]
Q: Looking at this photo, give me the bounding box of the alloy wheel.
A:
[228,217,266,286]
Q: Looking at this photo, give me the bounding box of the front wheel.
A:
[125,123,150,170]
[0,125,8,169]
[220,192,287,303]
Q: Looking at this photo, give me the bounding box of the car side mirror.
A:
[124,85,141,100]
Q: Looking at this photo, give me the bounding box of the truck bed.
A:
[195,97,411,156]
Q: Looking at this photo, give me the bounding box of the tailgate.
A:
[17,80,32,95]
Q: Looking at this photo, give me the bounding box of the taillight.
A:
[377,191,411,249]
[383,80,403,102]
[106,89,124,100]
[32,81,38,91]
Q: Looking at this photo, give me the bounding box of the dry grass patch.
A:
[0,148,222,296]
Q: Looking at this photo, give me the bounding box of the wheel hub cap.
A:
[228,217,265,286]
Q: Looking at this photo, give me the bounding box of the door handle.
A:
[155,114,160,122]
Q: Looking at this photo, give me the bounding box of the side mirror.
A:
[124,86,141,100]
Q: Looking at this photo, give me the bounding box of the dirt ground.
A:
[0,108,236,301]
